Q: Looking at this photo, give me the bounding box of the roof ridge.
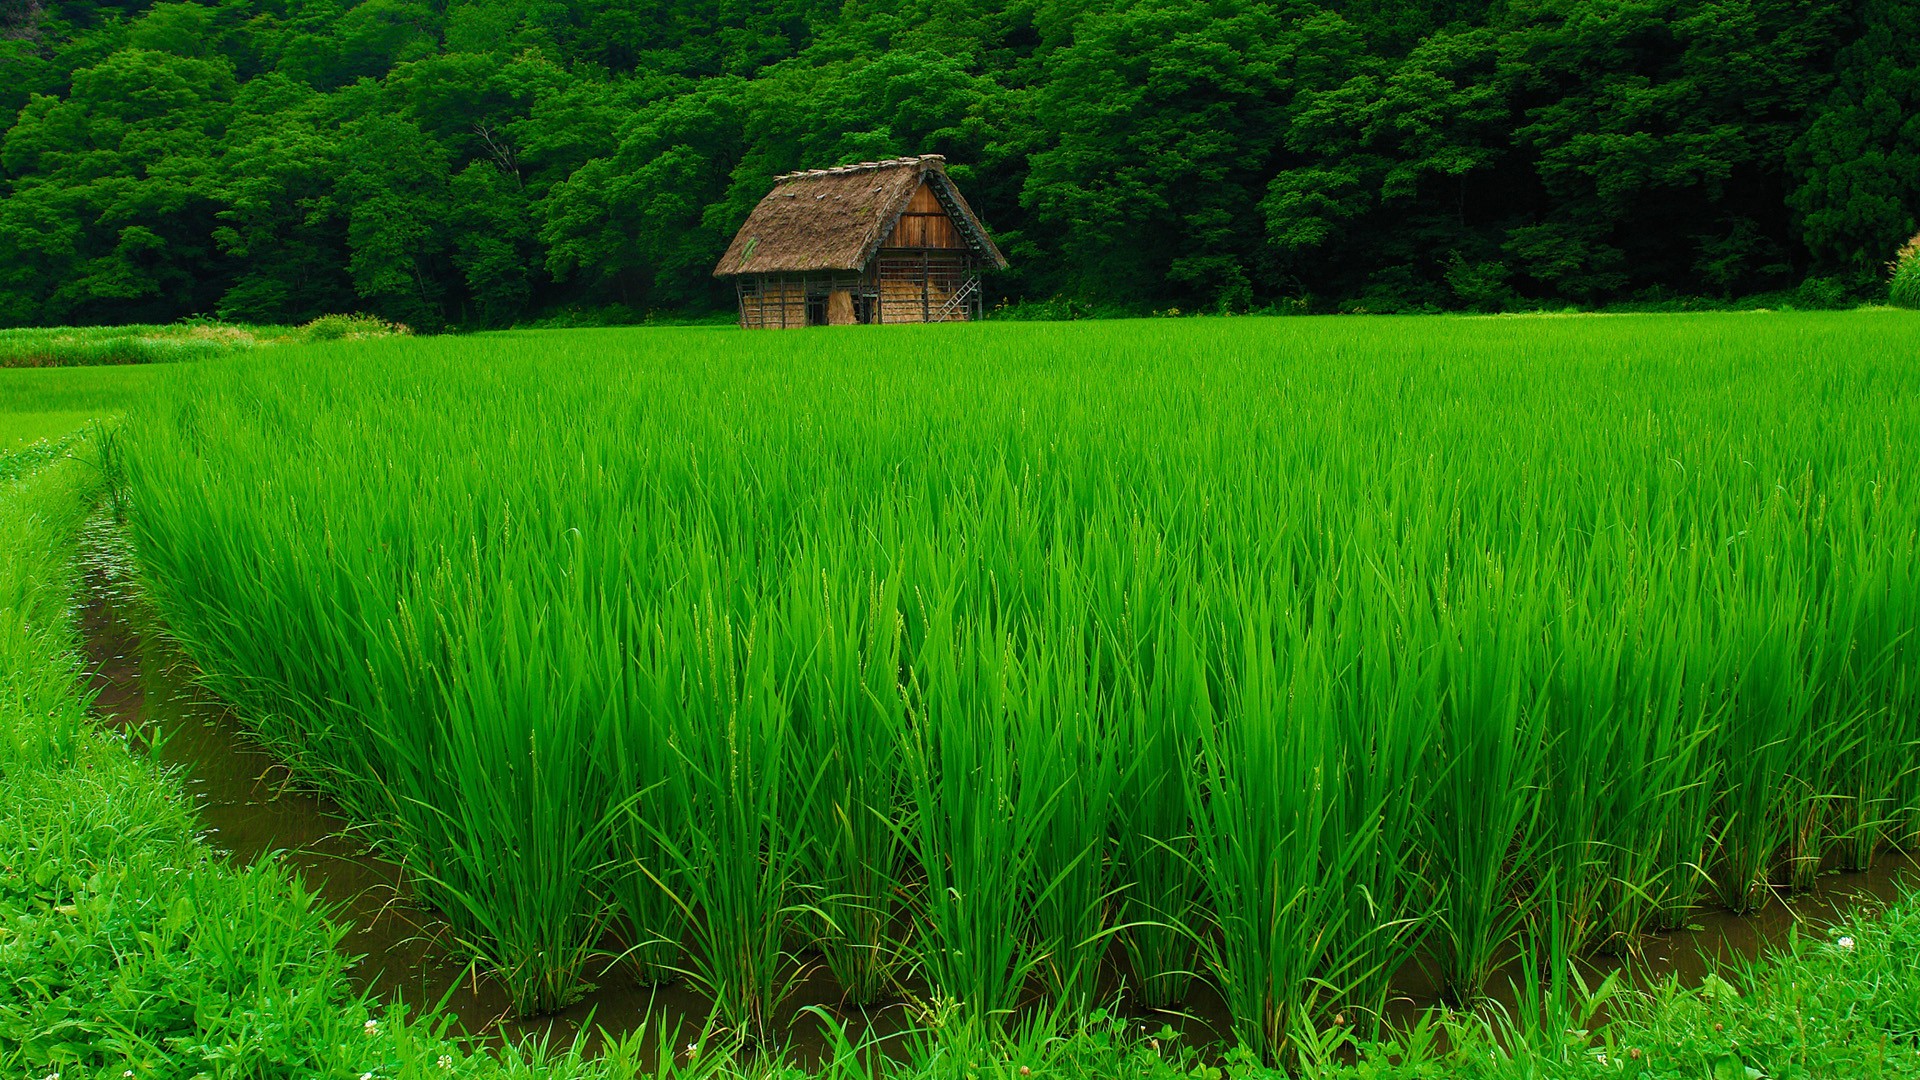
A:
[772,154,945,183]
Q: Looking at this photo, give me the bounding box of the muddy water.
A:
[73,512,1919,1062]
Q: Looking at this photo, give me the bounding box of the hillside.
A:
[0,0,1915,325]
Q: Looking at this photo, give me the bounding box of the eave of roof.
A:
[713,155,1008,277]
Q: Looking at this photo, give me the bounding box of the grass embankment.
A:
[0,315,409,369]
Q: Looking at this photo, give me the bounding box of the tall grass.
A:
[120,313,1920,1061]
[899,596,1052,1024]
[785,564,910,1005]
[658,598,817,1046]
[1109,577,1208,1011]
[1891,232,1920,309]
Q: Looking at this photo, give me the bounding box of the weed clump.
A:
[300,313,412,341]
[1891,232,1920,309]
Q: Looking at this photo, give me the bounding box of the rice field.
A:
[121,312,1920,1062]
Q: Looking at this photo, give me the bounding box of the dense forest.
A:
[0,0,1915,326]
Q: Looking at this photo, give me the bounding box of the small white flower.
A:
[361,1073,375,1080]
[364,1019,379,1035]
[1837,935,1856,950]
[438,1055,453,1070]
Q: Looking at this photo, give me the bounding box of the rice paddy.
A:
[119,312,1920,1063]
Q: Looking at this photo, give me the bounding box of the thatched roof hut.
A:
[713,155,1007,328]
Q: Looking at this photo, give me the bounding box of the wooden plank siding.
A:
[736,276,808,329]
[875,251,973,323]
[885,181,968,250]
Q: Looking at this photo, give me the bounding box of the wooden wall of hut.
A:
[738,277,808,329]
[884,182,967,249]
[876,251,973,322]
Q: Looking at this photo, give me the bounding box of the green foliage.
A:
[0,0,1910,323]
[300,312,412,340]
[1787,0,1920,279]
[1892,233,1920,309]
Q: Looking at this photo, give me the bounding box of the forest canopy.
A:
[1,0,1915,326]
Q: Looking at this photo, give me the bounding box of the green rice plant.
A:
[1540,550,1722,952]
[1822,520,1920,871]
[1425,559,1553,1004]
[1495,870,1624,1070]
[650,596,819,1046]
[1536,631,1618,958]
[395,551,615,1017]
[1017,585,1121,1013]
[1187,580,1419,1064]
[1109,586,1209,1011]
[1785,591,1867,891]
[1642,601,1726,936]
[1607,626,1722,943]
[598,603,694,985]
[1710,589,1811,913]
[111,311,1920,1052]
[898,588,1051,1026]
[783,562,911,1004]
[1330,563,1444,1028]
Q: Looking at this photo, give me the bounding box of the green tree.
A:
[336,110,452,326]
[0,47,233,323]
[1023,0,1351,308]
[541,78,747,310]
[212,72,354,321]
[1787,0,1920,282]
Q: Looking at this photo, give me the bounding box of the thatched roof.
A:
[713,155,1009,277]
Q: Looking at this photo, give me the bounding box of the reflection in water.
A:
[73,511,1918,1063]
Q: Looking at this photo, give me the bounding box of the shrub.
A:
[1792,275,1850,310]
[300,313,410,341]
[1892,233,1920,309]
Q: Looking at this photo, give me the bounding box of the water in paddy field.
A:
[70,509,1920,1063]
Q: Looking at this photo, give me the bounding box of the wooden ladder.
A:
[931,276,979,322]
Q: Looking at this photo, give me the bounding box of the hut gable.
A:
[885,181,966,249]
[712,155,1007,278]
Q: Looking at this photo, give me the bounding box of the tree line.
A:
[1,0,1915,327]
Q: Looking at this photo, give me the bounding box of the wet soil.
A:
[72,512,1919,1062]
